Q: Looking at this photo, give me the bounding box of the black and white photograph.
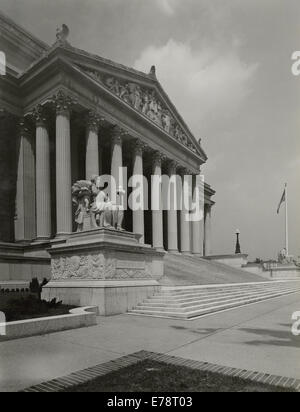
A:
[0,0,299,395]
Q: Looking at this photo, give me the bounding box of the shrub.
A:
[29,278,49,299]
[29,278,40,294]
[4,295,65,322]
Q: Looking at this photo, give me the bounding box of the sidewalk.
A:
[0,292,299,392]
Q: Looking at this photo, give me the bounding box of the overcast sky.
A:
[1,0,299,259]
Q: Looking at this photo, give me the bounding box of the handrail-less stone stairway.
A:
[128,280,300,319]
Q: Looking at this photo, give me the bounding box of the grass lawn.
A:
[63,360,293,392]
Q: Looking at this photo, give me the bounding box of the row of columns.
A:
[15,91,212,255]
[32,95,73,241]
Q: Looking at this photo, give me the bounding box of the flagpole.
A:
[285,183,289,255]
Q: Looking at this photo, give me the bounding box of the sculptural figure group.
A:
[104,76,193,146]
[72,177,124,232]
[82,68,198,154]
[277,248,294,265]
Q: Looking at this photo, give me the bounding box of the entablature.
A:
[18,53,206,173]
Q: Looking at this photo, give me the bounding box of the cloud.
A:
[134,39,258,138]
[155,0,178,16]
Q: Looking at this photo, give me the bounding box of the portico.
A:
[0,15,216,293]
[1,30,215,257]
[11,102,215,256]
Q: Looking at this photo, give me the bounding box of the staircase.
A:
[129,280,300,319]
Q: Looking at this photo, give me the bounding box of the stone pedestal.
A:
[204,253,248,268]
[42,228,164,315]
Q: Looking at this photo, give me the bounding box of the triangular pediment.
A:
[72,61,204,158]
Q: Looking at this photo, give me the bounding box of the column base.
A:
[181,251,192,256]
[14,239,34,245]
[154,247,166,253]
[34,237,51,243]
[55,232,72,240]
[168,249,180,254]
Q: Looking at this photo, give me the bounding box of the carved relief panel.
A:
[79,66,199,154]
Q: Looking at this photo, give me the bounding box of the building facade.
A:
[0,12,215,284]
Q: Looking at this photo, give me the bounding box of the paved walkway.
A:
[1,292,300,392]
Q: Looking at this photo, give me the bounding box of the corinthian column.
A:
[203,204,212,256]
[167,160,179,253]
[14,118,36,242]
[192,173,204,255]
[111,126,124,196]
[132,139,145,243]
[180,169,191,254]
[152,152,164,251]
[33,105,51,241]
[86,111,100,179]
[54,91,73,237]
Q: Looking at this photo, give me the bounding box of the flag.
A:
[277,187,286,214]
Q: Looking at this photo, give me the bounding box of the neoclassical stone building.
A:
[0,12,215,287]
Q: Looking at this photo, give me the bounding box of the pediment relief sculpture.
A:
[79,66,199,154]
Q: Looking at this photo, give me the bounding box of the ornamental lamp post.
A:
[235,229,241,254]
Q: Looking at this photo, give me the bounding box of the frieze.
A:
[51,252,152,280]
[52,253,108,280]
[79,66,199,154]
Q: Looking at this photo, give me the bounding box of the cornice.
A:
[18,45,207,161]
[13,52,204,172]
[0,11,48,54]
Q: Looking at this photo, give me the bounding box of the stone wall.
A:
[0,117,17,242]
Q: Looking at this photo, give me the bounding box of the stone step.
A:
[141,286,300,308]
[135,287,299,312]
[145,283,298,299]
[157,283,299,299]
[160,279,300,291]
[156,285,300,302]
[129,288,298,319]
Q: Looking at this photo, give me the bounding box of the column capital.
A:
[132,138,147,155]
[86,111,101,134]
[179,166,193,177]
[205,203,213,212]
[167,159,179,175]
[152,151,166,167]
[53,90,75,116]
[32,104,49,127]
[111,124,128,143]
[18,117,31,136]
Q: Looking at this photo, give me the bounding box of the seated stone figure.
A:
[72,180,92,232]
[73,177,125,232]
[92,181,125,230]
[278,248,294,265]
